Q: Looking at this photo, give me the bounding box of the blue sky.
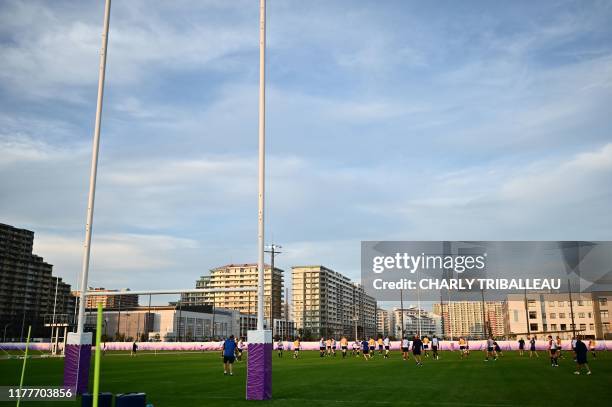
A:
[1,0,611,299]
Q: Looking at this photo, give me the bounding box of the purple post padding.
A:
[63,344,91,394]
[246,342,272,400]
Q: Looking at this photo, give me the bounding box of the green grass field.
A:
[0,350,610,406]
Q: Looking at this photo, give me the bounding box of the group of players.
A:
[221,333,599,376]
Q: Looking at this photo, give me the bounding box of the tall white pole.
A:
[256,0,266,331]
[76,0,111,336]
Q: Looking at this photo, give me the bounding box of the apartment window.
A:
[560,324,567,331]
[549,301,556,307]
[589,324,594,331]
[528,300,536,307]
[529,311,537,319]
[513,310,519,322]
[530,323,538,331]
[542,324,547,331]
[559,313,566,319]
[577,300,584,306]
[550,324,557,331]
[588,312,592,318]
[601,310,609,318]
[580,324,586,330]
[599,298,608,306]
[549,313,556,319]
[603,323,610,333]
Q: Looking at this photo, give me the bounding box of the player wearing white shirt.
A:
[401,337,410,361]
[383,337,390,359]
[431,335,439,360]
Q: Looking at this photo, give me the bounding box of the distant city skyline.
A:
[1,0,611,294]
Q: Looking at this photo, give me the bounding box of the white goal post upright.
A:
[246,0,273,401]
[64,0,111,395]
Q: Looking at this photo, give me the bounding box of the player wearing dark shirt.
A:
[222,335,237,376]
[573,336,592,375]
[518,338,525,356]
[412,335,423,366]
[361,339,371,360]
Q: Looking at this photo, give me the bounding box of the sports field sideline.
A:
[0,350,609,406]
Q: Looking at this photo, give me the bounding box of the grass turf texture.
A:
[0,350,610,406]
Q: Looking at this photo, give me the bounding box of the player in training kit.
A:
[369,338,376,357]
[422,336,430,358]
[485,336,497,361]
[293,338,301,359]
[556,336,562,359]
[377,337,383,355]
[494,340,503,357]
[319,337,326,357]
[459,337,467,359]
[383,336,390,358]
[574,335,592,375]
[412,335,423,366]
[326,338,332,356]
[341,337,349,358]
[548,335,559,367]
[588,339,597,358]
[362,338,371,360]
[518,338,525,356]
[529,336,539,358]
[401,337,410,361]
[276,338,284,358]
[236,338,244,361]
[222,335,237,376]
[332,337,337,357]
[352,340,360,357]
[431,335,439,360]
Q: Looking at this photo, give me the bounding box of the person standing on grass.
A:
[383,336,390,359]
[368,337,376,357]
[431,335,439,360]
[518,337,525,356]
[484,335,497,361]
[412,335,423,366]
[588,339,597,358]
[332,337,337,357]
[494,340,503,357]
[361,338,371,360]
[401,337,410,361]
[341,336,348,358]
[556,336,563,359]
[236,338,244,361]
[422,336,430,358]
[377,337,384,355]
[276,338,284,358]
[131,341,138,357]
[529,336,539,358]
[573,335,592,375]
[326,337,332,356]
[352,339,359,357]
[547,335,559,367]
[459,337,467,359]
[319,337,326,358]
[222,335,237,376]
[293,337,301,359]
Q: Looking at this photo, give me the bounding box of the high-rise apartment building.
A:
[181,263,284,323]
[71,287,139,309]
[505,292,610,339]
[292,265,376,339]
[393,307,442,338]
[0,223,74,339]
[376,308,394,337]
[433,301,505,338]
